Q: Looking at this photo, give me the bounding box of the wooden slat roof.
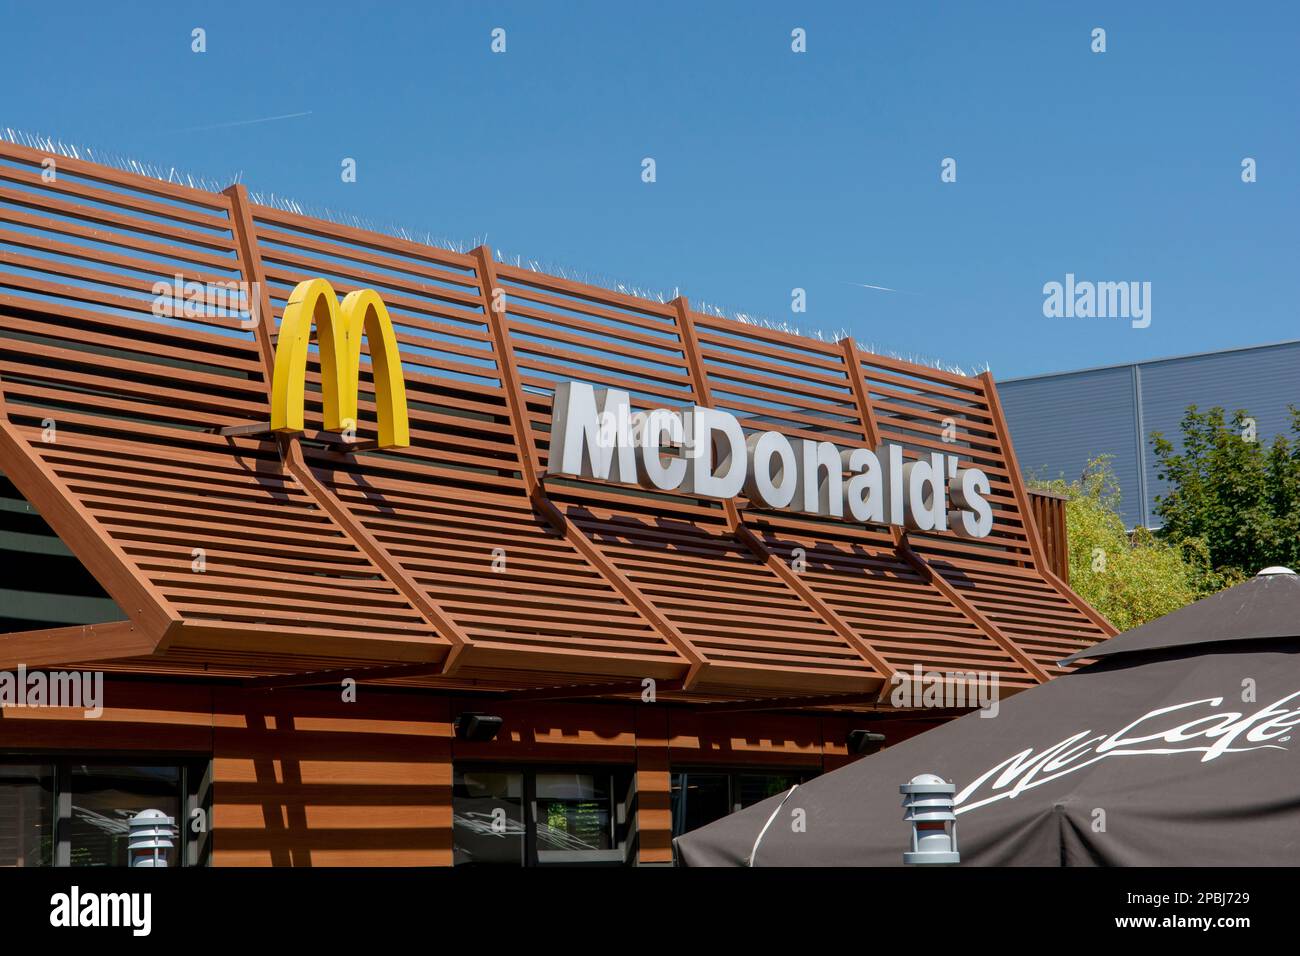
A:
[0,140,1114,700]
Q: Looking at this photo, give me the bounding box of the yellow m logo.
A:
[270,278,410,449]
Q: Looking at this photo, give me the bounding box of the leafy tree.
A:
[1029,457,1230,631]
[1152,405,1300,577]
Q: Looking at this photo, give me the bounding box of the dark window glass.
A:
[672,770,812,836]
[0,764,54,867]
[452,770,524,866]
[535,773,612,859]
[68,765,180,867]
[453,767,630,866]
[735,772,802,811]
[671,772,729,836]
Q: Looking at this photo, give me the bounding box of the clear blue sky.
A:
[2,0,1296,378]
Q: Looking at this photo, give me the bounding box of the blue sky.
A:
[2,0,1295,378]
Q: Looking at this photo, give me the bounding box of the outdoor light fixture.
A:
[454,712,503,742]
[847,729,885,755]
[128,809,174,868]
[900,773,959,865]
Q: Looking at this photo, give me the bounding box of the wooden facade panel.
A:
[314,462,685,673]
[692,314,867,447]
[1027,488,1070,583]
[210,687,452,866]
[754,526,1035,684]
[243,212,701,680]
[0,679,214,752]
[682,316,1056,685]
[571,507,882,687]
[492,262,693,469]
[633,706,673,864]
[0,676,951,866]
[666,711,827,764]
[0,145,450,664]
[451,700,638,763]
[0,138,1112,697]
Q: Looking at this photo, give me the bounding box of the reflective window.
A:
[535,773,616,863]
[453,767,630,866]
[671,772,728,837]
[0,758,207,867]
[735,772,804,811]
[452,770,524,866]
[671,769,813,836]
[0,764,54,867]
[69,765,182,867]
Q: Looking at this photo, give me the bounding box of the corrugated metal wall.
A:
[1139,343,1300,525]
[998,341,1300,528]
[998,365,1141,523]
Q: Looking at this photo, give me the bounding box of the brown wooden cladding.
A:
[0,139,1114,696]
[0,678,941,865]
[0,141,446,668]
[685,314,1041,688]
[1027,488,1070,584]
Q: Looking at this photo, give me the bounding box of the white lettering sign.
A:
[955,690,1300,814]
[548,381,994,537]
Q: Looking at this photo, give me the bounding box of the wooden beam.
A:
[731,522,898,681]
[223,184,279,387]
[227,188,472,675]
[213,422,378,451]
[896,538,1052,684]
[0,400,180,649]
[671,296,744,528]
[244,659,448,690]
[842,339,1051,685]
[673,303,897,683]
[472,246,543,488]
[280,439,470,672]
[474,246,708,689]
[494,678,683,702]
[980,371,1117,637]
[0,620,157,670]
[525,486,708,689]
[839,338,885,448]
[695,696,975,717]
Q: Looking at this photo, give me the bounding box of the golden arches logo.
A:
[270,278,410,449]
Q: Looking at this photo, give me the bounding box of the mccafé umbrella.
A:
[674,568,1300,866]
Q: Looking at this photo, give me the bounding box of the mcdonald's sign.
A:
[270,279,410,449]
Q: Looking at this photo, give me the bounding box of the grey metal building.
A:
[998,340,1300,529]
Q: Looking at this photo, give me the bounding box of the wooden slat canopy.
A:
[0,140,1114,700]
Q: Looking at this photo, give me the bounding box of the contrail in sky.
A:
[846,281,923,296]
[169,111,313,133]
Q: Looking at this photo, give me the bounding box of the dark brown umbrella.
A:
[675,569,1300,866]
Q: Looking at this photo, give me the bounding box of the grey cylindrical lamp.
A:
[128,809,175,867]
[900,773,959,865]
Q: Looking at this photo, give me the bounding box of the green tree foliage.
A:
[1029,457,1236,632]
[1152,405,1300,576]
